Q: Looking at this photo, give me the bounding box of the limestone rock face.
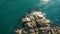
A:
[15,11,60,34]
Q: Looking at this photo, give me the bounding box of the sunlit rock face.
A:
[15,11,60,34]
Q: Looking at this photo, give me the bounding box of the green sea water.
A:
[0,0,60,34]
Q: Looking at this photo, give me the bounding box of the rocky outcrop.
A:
[15,11,60,34]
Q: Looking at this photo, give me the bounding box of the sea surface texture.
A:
[0,0,60,34]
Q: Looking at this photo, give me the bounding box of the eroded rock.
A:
[15,11,60,34]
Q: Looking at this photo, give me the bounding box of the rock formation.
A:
[15,11,60,34]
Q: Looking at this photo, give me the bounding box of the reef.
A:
[15,11,60,34]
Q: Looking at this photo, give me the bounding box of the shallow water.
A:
[0,0,60,34]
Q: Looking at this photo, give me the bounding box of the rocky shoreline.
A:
[15,11,60,34]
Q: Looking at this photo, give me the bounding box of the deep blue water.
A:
[0,0,60,34]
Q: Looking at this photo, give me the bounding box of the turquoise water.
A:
[0,0,60,34]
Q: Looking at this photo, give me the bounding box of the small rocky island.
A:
[15,11,60,34]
